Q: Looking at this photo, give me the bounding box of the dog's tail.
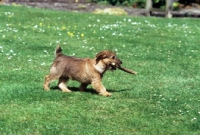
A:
[55,45,62,57]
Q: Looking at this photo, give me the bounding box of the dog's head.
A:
[96,50,122,70]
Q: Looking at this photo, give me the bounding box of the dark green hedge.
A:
[90,0,200,8]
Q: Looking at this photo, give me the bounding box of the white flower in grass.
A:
[89,47,94,50]
[191,118,197,121]
[41,62,45,66]
[0,46,3,52]
[13,29,18,32]
[33,25,38,29]
[14,68,21,71]
[131,22,137,25]
[28,59,32,62]
[83,40,87,44]
[44,50,48,54]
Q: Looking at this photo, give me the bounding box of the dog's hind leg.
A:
[43,74,61,90]
[44,65,63,91]
[58,77,71,92]
[79,83,88,92]
[43,75,51,90]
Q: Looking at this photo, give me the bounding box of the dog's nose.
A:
[120,60,122,64]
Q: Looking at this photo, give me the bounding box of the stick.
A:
[117,66,137,75]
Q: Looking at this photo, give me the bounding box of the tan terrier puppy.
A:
[43,45,122,97]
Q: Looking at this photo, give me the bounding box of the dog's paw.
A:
[99,91,112,97]
[43,86,50,91]
[62,89,72,93]
[106,93,112,97]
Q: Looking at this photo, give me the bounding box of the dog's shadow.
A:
[50,86,131,95]
[50,86,97,94]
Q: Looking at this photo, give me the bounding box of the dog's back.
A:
[52,46,90,82]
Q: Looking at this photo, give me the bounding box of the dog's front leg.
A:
[91,81,111,97]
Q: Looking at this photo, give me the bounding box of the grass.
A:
[0,5,200,135]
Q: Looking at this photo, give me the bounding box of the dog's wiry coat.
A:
[43,46,122,96]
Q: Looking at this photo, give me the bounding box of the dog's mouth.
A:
[110,64,117,70]
[109,61,121,70]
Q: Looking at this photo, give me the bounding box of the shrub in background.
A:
[90,0,162,8]
[90,0,200,9]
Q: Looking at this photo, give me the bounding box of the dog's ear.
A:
[95,51,107,64]
[96,51,107,59]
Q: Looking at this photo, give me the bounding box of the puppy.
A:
[43,45,122,97]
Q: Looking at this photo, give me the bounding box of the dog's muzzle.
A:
[110,59,122,70]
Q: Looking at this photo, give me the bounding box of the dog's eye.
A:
[111,56,115,59]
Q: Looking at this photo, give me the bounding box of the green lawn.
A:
[0,5,200,135]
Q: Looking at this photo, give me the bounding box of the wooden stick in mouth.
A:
[117,66,137,75]
[111,62,137,75]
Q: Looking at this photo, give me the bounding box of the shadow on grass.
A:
[50,86,132,95]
